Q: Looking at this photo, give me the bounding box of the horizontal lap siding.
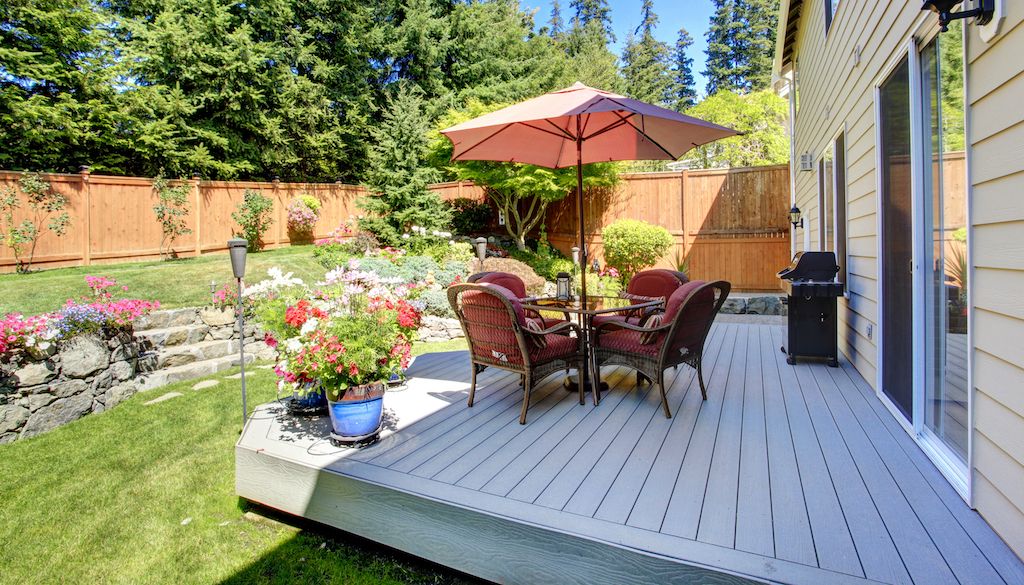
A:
[968,4,1024,559]
[790,1,922,387]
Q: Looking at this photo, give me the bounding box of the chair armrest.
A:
[523,320,581,337]
[594,320,671,335]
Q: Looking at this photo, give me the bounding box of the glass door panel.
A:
[920,23,968,465]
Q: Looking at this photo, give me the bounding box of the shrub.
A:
[601,219,673,281]
[476,257,546,295]
[286,194,321,233]
[231,189,275,251]
[152,174,192,260]
[417,288,454,318]
[446,197,492,236]
[0,173,71,272]
[508,248,574,281]
[312,242,352,270]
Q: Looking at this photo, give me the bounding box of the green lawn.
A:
[0,246,328,315]
[0,353,479,585]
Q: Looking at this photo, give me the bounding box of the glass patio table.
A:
[521,295,665,397]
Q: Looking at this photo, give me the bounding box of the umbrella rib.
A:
[537,119,576,140]
[619,114,679,159]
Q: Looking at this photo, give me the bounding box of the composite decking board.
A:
[351,366,517,464]
[781,341,918,584]
[841,365,1024,585]
[588,324,728,524]
[452,367,634,492]
[560,357,698,517]
[236,323,1024,585]
[692,321,751,546]
[661,323,745,540]
[626,324,739,531]
[459,368,634,493]
[400,374,569,476]
[769,326,866,578]
[734,327,775,558]
[519,369,661,506]
[757,325,817,567]
[367,370,534,469]
[819,361,1007,585]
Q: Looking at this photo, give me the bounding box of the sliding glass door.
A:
[920,23,968,470]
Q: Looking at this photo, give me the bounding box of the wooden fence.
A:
[0,166,792,290]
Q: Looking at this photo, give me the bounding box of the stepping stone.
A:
[256,364,274,370]
[144,392,183,405]
[225,373,243,379]
[192,380,219,390]
[181,517,193,526]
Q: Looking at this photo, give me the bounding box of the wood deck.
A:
[236,322,1024,585]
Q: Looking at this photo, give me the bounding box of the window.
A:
[817,133,846,288]
[825,0,841,33]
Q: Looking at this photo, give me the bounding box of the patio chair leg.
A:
[519,373,533,424]
[657,373,672,419]
[577,358,585,405]
[697,359,708,401]
[468,363,478,407]
[589,352,601,407]
[636,371,649,386]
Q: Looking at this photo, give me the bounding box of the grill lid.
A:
[778,251,840,281]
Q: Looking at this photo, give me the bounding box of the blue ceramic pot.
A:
[292,385,327,409]
[327,382,385,438]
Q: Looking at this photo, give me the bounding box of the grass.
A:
[0,246,327,315]
[0,350,480,585]
[412,338,466,356]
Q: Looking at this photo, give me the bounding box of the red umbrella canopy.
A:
[441,82,738,168]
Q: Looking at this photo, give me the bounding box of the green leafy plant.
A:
[446,197,492,236]
[0,173,71,273]
[152,173,192,260]
[232,189,275,252]
[946,240,968,305]
[508,248,574,281]
[672,247,690,277]
[602,219,673,282]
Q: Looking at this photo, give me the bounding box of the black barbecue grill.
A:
[778,251,843,367]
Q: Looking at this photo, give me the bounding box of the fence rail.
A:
[0,166,791,290]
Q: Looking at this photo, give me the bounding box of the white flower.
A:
[299,317,318,336]
[402,233,410,240]
[285,337,303,354]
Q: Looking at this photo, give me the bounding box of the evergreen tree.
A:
[359,84,448,245]
[549,0,565,38]
[670,27,698,110]
[704,0,778,94]
[561,20,623,93]
[621,1,672,106]
[570,0,614,44]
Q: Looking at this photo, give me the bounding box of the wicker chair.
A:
[448,283,584,424]
[592,268,688,331]
[593,280,730,418]
[468,271,560,329]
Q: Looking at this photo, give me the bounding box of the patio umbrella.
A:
[440,81,738,304]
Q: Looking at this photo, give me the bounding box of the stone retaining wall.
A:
[417,316,465,343]
[0,329,143,443]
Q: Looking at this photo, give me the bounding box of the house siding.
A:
[783,0,1024,559]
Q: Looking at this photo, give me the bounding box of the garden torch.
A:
[228,238,248,424]
[474,237,487,271]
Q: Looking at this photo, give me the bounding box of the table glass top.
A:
[521,295,663,315]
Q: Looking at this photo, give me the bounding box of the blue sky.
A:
[519,0,715,96]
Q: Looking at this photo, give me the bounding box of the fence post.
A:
[680,168,688,262]
[273,177,283,247]
[80,166,91,266]
[193,174,202,257]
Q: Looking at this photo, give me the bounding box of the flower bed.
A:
[1,276,159,442]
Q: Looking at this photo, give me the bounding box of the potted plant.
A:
[286,195,321,245]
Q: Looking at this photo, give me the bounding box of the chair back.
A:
[448,283,528,368]
[660,280,730,363]
[468,271,527,298]
[627,269,685,299]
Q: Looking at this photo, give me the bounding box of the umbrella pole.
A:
[575,117,586,308]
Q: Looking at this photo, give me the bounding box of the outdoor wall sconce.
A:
[790,206,804,229]
[922,0,994,32]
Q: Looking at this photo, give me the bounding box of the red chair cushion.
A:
[528,331,579,363]
[475,272,527,298]
[628,270,684,299]
[461,284,526,366]
[592,314,642,330]
[663,280,707,321]
[597,329,660,357]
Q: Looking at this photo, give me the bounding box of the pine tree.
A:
[704,0,779,94]
[704,0,739,95]
[670,27,698,110]
[621,0,672,106]
[570,0,614,44]
[549,0,565,38]
[359,84,448,245]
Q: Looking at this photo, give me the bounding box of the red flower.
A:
[348,362,359,377]
[264,332,278,348]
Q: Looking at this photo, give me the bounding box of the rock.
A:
[164,308,200,327]
[208,326,235,341]
[243,341,276,361]
[110,360,134,381]
[745,296,783,315]
[192,380,219,390]
[14,361,57,386]
[28,393,57,412]
[0,432,18,444]
[21,393,93,438]
[200,307,236,327]
[0,403,29,433]
[61,335,111,378]
[92,400,105,414]
[225,373,243,380]
[52,379,88,399]
[110,340,140,362]
[720,298,747,314]
[144,392,182,405]
[26,343,57,361]
[104,382,136,409]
